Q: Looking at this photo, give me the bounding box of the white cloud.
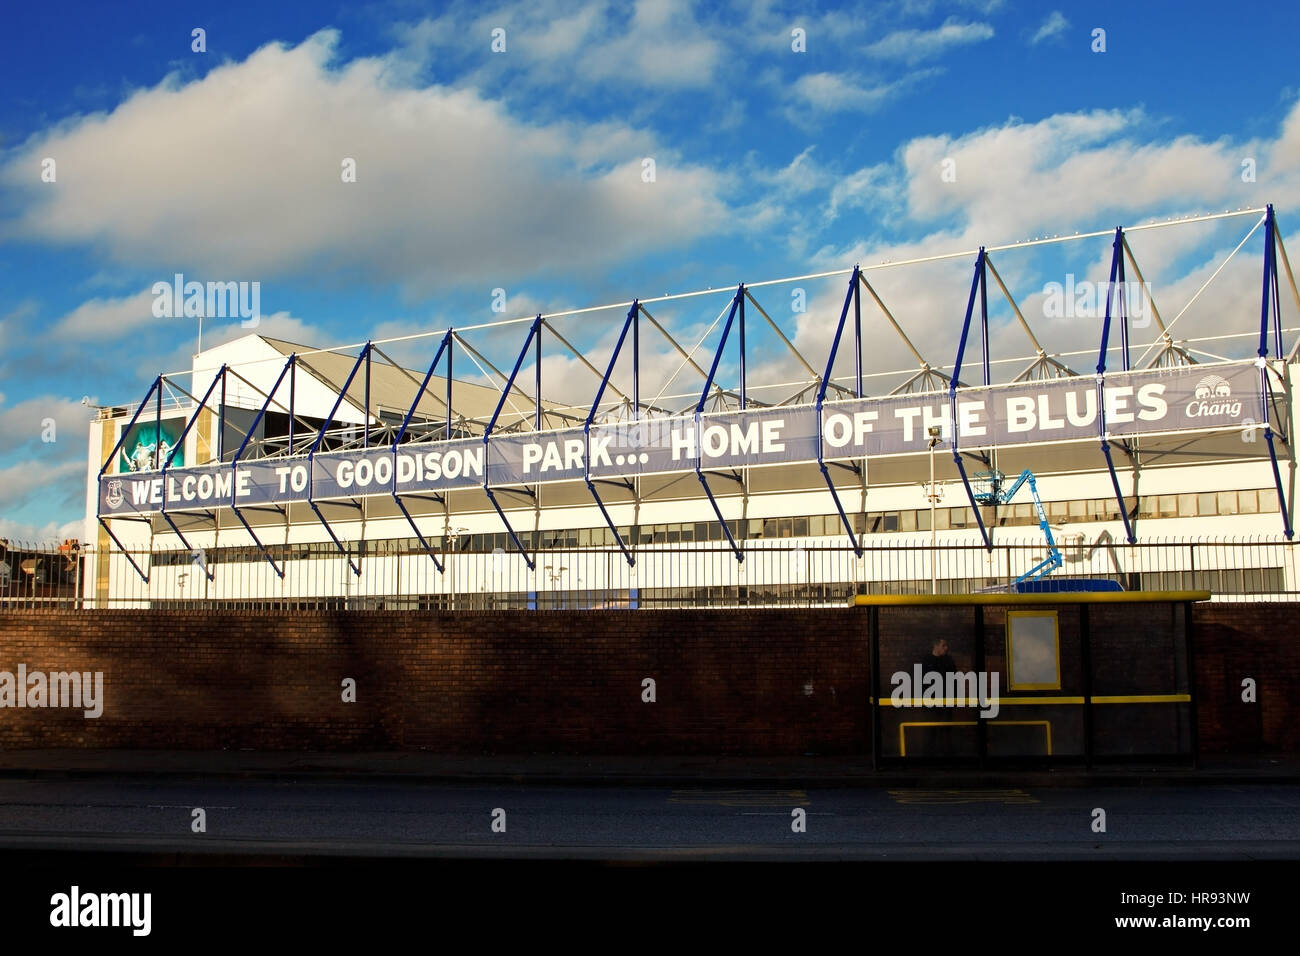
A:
[396,0,724,91]
[781,68,943,129]
[0,396,92,456]
[866,17,994,64]
[0,459,86,520]
[789,72,907,114]
[1029,11,1070,46]
[1,30,732,298]
[747,99,1300,390]
[0,514,85,547]
[50,289,157,340]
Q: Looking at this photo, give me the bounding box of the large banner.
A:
[99,360,1269,516]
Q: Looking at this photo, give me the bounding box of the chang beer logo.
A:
[1185,374,1242,419]
[105,479,125,509]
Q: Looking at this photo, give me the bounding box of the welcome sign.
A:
[99,359,1270,516]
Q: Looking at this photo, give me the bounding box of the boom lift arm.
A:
[973,469,1063,583]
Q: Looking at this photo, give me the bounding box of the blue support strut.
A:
[1258,204,1294,538]
[1097,228,1137,544]
[584,302,639,567]
[816,268,864,555]
[306,344,372,576]
[950,250,992,550]
[96,375,165,583]
[695,286,745,562]
[157,365,228,581]
[389,330,453,572]
[482,317,542,570]
[229,355,298,579]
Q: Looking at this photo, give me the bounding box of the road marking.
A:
[887,789,1038,805]
[669,789,809,807]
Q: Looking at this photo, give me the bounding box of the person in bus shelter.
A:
[923,638,958,675]
[912,637,963,754]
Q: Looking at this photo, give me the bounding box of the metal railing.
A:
[0,541,85,608]
[5,535,1297,610]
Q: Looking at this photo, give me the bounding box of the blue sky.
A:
[2,0,1299,539]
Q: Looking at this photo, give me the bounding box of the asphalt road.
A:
[0,778,1297,860]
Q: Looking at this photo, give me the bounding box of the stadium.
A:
[76,206,1299,609]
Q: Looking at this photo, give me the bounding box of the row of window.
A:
[147,488,1279,564]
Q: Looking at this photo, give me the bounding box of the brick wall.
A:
[0,609,868,755]
[0,603,1294,755]
[1192,603,1300,753]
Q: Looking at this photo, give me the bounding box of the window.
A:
[882,512,900,533]
[1260,488,1279,512]
[1217,491,1239,516]
[933,508,950,531]
[809,514,824,537]
[916,509,931,532]
[1177,493,1197,517]
[1238,490,1259,514]
[900,510,917,532]
[1157,495,1178,519]
[762,518,778,538]
[1197,492,1217,517]
[792,517,808,538]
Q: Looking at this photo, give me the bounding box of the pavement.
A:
[0,749,1297,787]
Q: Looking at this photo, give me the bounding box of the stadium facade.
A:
[82,207,1300,607]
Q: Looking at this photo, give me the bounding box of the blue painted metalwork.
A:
[306,344,371,576]
[157,365,228,582]
[228,354,298,579]
[694,287,742,415]
[95,375,167,583]
[229,507,285,579]
[816,268,864,554]
[853,269,863,397]
[950,250,992,550]
[388,329,453,572]
[96,515,150,583]
[98,375,162,479]
[218,369,226,461]
[162,365,225,473]
[584,301,640,567]
[695,286,745,562]
[482,316,542,570]
[309,343,371,455]
[1097,228,1137,544]
[738,289,747,409]
[393,330,453,446]
[1258,205,1294,538]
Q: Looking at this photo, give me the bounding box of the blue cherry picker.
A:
[972,469,1121,593]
